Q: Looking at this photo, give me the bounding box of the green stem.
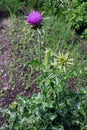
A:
[37,29,42,64]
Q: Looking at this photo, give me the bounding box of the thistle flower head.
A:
[54,51,74,71]
[27,11,42,26]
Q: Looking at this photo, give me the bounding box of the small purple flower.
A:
[27,11,42,26]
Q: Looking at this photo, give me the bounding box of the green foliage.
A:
[1,49,87,130]
[42,0,70,15]
[65,1,87,35]
[24,0,44,11]
[23,0,70,15]
[0,0,24,14]
[42,15,75,50]
[0,0,69,16]
[81,29,87,39]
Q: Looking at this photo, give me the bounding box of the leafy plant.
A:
[1,49,87,130]
[42,0,70,15]
[81,29,87,39]
[65,1,87,35]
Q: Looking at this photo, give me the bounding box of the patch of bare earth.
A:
[0,18,12,126]
[0,18,12,106]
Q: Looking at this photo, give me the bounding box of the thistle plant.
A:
[27,11,43,64]
[43,49,74,72]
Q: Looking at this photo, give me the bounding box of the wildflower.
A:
[54,51,74,72]
[27,11,42,26]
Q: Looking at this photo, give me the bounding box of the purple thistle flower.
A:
[27,11,42,26]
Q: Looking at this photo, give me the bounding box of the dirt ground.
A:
[0,18,12,106]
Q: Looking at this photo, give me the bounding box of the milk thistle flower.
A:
[27,11,42,26]
[54,51,74,72]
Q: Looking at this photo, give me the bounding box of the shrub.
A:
[65,0,87,36]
